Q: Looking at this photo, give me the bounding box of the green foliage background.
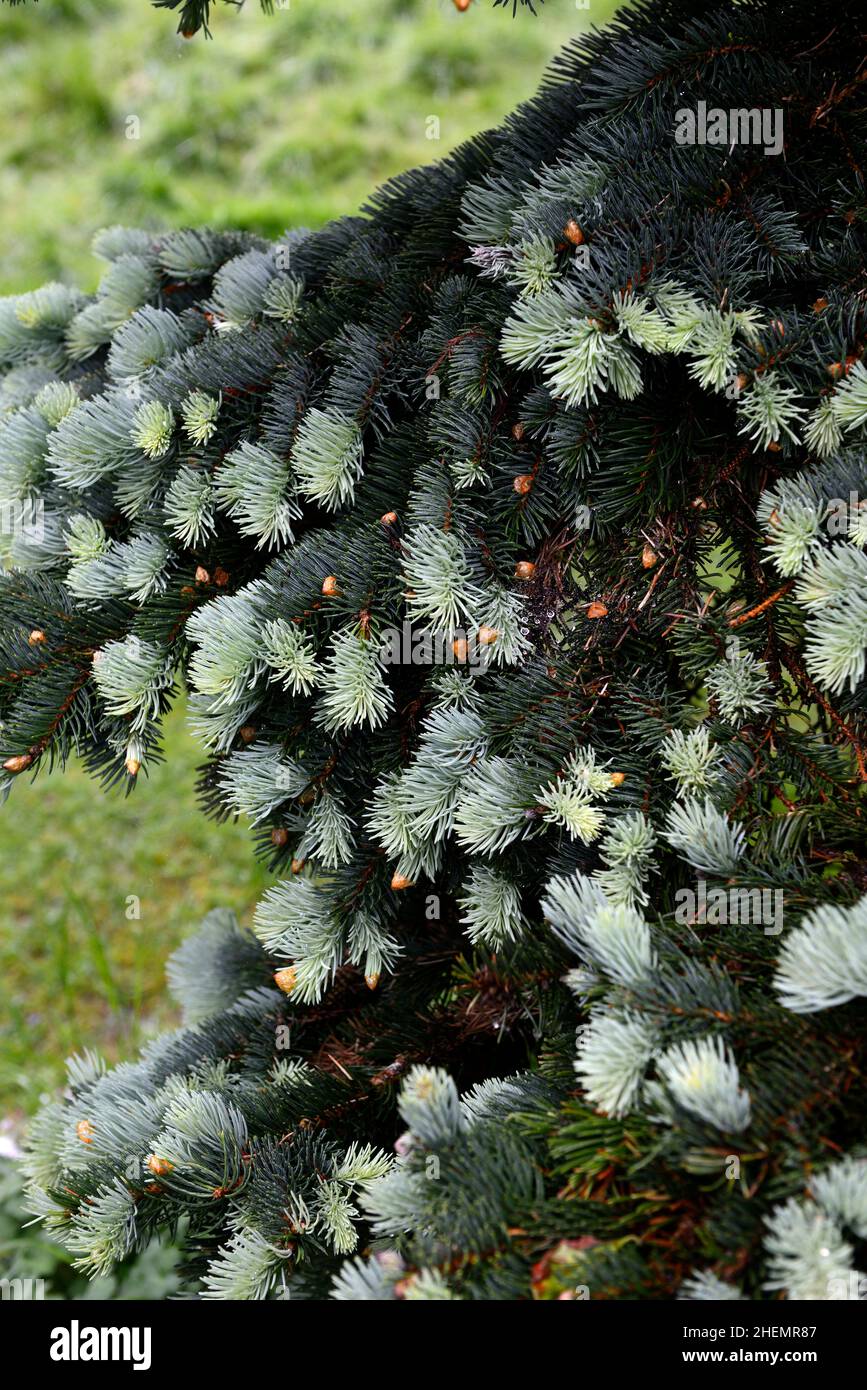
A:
[0,0,616,1115]
[0,0,611,296]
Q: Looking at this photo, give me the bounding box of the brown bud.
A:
[511,421,525,441]
[213,566,229,587]
[380,511,398,526]
[125,755,141,777]
[641,544,658,570]
[390,873,414,891]
[322,575,340,597]
[586,601,608,620]
[146,1154,173,1177]
[274,967,297,995]
[195,565,210,584]
[3,754,33,774]
[365,973,380,991]
[766,441,782,453]
[514,560,536,580]
[513,473,534,495]
[564,219,585,246]
[291,857,306,874]
[271,827,289,848]
[239,725,257,744]
[477,625,499,647]
[28,629,46,646]
[691,496,708,510]
[812,297,828,314]
[76,1119,94,1145]
[298,789,315,806]
[453,0,471,10]
[610,771,626,787]
[452,637,469,664]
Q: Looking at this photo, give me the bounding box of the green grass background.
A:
[0,0,617,1116]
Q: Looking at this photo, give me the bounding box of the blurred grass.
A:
[0,0,618,1114]
[0,699,271,1114]
[0,0,616,294]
